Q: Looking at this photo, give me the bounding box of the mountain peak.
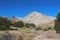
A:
[23,12,55,27]
[28,11,43,16]
[30,11,40,14]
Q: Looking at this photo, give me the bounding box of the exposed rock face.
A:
[23,12,55,27]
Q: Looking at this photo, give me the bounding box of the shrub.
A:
[25,23,31,28]
[25,23,36,28]
[29,23,36,28]
[35,27,42,30]
[0,17,11,30]
[12,21,24,28]
[43,28,48,31]
[43,27,52,31]
[48,27,52,30]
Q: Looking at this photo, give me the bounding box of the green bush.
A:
[0,17,11,30]
[29,23,36,28]
[43,28,48,31]
[48,27,52,30]
[12,21,24,28]
[43,27,52,31]
[25,23,31,28]
[25,23,36,28]
[35,27,42,30]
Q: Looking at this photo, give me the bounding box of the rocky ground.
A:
[0,30,60,40]
[33,30,59,40]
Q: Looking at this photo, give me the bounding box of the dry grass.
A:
[17,27,36,40]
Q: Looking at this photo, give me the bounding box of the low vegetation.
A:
[25,23,36,28]
[35,26,42,30]
[0,17,11,30]
[12,21,25,28]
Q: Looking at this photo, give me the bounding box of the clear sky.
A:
[0,0,60,18]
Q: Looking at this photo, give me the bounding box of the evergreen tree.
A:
[54,12,60,33]
[57,12,60,22]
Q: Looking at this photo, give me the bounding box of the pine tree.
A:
[54,12,60,33]
[57,12,60,22]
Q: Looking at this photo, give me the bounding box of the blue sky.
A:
[0,0,60,18]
